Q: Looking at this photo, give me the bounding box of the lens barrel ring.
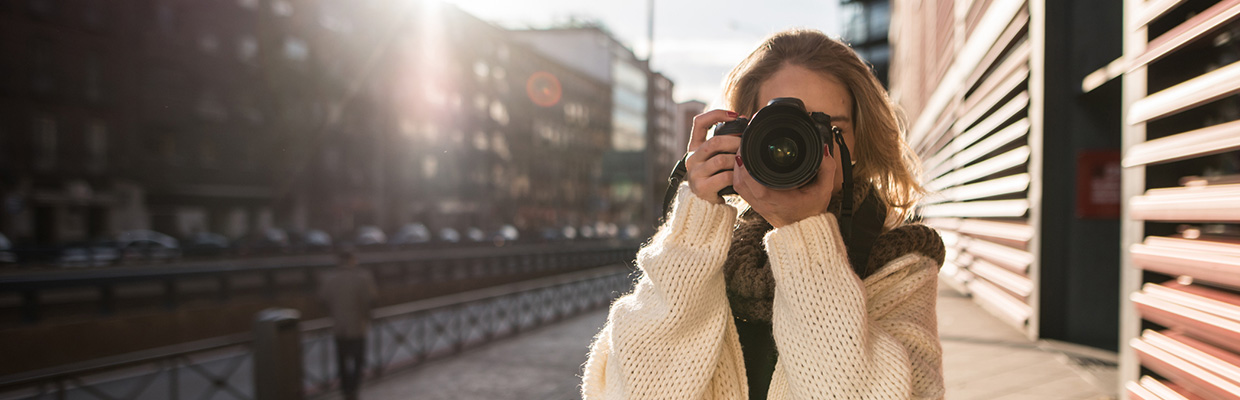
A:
[740,102,825,189]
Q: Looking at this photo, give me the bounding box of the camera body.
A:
[714,97,843,196]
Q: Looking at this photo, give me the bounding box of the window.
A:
[868,1,891,41]
[489,100,509,126]
[33,117,56,170]
[422,156,438,178]
[318,7,352,33]
[473,93,488,110]
[842,2,867,43]
[472,131,489,151]
[199,140,218,168]
[156,2,175,32]
[199,33,220,54]
[473,60,489,81]
[271,0,293,17]
[322,148,340,172]
[84,52,102,103]
[85,121,106,172]
[82,0,105,29]
[237,35,258,62]
[161,136,181,166]
[492,132,511,160]
[196,89,227,120]
[30,37,56,96]
[283,36,308,61]
[27,0,54,17]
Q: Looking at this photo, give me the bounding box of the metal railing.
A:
[0,242,637,324]
[0,265,635,400]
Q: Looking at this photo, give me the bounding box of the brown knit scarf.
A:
[721,182,947,323]
[722,183,871,323]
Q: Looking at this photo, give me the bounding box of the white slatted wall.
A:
[906,0,1043,339]
[1119,0,1240,397]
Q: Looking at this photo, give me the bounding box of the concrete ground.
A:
[334,282,1118,400]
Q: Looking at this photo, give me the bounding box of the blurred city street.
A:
[4,0,1240,398]
[316,281,1118,400]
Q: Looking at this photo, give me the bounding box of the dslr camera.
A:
[713,97,847,196]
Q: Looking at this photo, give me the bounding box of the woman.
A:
[581,29,945,399]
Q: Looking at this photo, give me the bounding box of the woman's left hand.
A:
[733,143,843,228]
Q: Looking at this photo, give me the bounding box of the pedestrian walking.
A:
[318,249,377,400]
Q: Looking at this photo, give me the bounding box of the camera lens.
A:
[759,127,807,175]
[740,99,823,189]
[766,136,799,168]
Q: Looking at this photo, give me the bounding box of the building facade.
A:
[0,0,629,248]
[510,27,658,236]
[644,72,677,227]
[0,1,142,245]
[840,0,893,87]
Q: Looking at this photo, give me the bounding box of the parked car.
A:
[437,227,461,243]
[539,227,561,242]
[465,227,486,242]
[55,240,122,267]
[301,229,333,250]
[0,233,14,263]
[183,231,231,258]
[233,228,290,255]
[491,224,519,245]
[117,230,181,262]
[390,223,432,245]
[597,222,618,239]
[354,225,387,246]
[620,224,641,240]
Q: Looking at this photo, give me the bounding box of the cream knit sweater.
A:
[581,186,944,399]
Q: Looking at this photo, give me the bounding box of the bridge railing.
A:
[0,241,638,324]
[0,265,635,400]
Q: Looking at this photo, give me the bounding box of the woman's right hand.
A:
[685,110,743,204]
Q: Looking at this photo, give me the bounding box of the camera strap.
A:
[831,126,855,239]
[661,155,690,223]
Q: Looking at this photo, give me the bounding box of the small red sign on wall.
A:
[1076,150,1121,219]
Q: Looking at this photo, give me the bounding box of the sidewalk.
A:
[936,284,1116,399]
[341,282,1118,400]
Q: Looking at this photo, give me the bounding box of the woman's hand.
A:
[733,142,843,228]
[684,110,742,204]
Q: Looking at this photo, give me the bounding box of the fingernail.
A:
[726,111,739,118]
[735,155,743,167]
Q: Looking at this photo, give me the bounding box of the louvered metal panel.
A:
[901,1,1039,337]
[1127,376,1208,400]
[1120,0,1240,394]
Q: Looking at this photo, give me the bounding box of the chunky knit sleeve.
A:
[763,213,945,400]
[581,184,749,400]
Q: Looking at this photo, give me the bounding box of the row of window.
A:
[27,117,107,173]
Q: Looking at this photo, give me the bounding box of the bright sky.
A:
[441,0,843,104]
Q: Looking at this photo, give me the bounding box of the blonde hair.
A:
[721,29,926,225]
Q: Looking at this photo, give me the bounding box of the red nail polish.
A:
[726,111,739,118]
[735,155,743,167]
